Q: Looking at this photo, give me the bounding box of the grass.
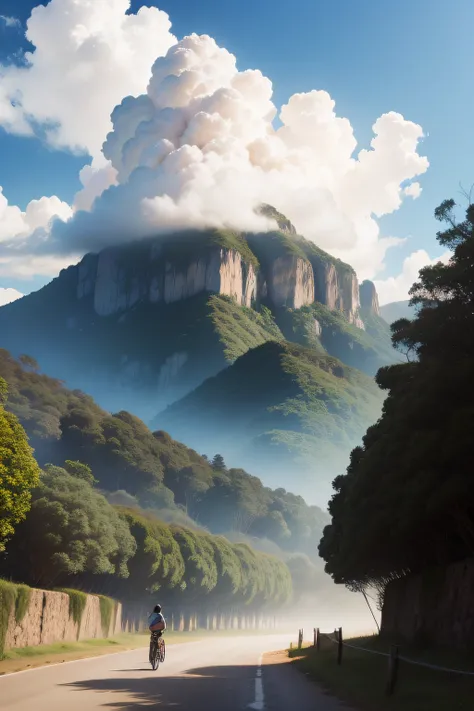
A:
[289,635,474,711]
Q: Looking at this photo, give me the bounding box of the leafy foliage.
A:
[319,198,474,591]
[0,349,328,556]
[2,466,137,587]
[159,340,383,501]
[0,376,40,551]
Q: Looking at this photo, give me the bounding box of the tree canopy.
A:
[2,465,136,586]
[319,199,474,594]
[0,377,40,552]
[0,348,327,556]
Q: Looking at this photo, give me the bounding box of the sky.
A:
[0,0,471,306]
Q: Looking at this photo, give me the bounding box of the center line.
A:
[249,654,265,710]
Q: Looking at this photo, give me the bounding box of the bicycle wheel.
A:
[159,638,166,663]
[149,641,159,671]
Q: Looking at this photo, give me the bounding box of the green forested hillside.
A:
[0,348,327,556]
[0,462,293,612]
[157,341,384,496]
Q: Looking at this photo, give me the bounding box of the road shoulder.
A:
[263,649,355,710]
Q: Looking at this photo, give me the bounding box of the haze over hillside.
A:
[0,209,397,503]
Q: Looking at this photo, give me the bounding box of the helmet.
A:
[153,604,162,613]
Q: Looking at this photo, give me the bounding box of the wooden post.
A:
[316,628,321,652]
[386,645,399,696]
[337,627,343,665]
[313,628,317,647]
[298,629,302,650]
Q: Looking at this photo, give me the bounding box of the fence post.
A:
[386,645,399,696]
[298,629,302,650]
[337,627,343,665]
[313,628,317,647]
[316,628,320,652]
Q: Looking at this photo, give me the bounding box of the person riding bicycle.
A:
[148,604,166,638]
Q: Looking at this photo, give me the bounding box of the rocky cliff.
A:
[360,280,381,316]
[264,255,314,308]
[0,216,388,419]
[78,243,258,317]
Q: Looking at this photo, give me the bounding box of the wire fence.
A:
[293,626,474,697]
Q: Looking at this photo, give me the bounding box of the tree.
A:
[319,197,474,590]
[0,377,40,552]
[64,460,96,486]
[211,454,226,471]
[18,354,39,372]
[1,466,136,586]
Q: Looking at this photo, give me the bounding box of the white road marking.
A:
[248,653,265,710]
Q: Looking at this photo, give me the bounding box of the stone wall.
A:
[381,559,474,646]
[4,588,122,651]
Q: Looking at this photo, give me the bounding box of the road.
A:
[1,634,350,710]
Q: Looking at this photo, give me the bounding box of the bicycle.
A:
[149,631,166,671]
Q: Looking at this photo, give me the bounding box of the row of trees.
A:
[0,459,292,612]
[0,346,327,556]
[319,199,474,597]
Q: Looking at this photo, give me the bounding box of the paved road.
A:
[1,634,349,710]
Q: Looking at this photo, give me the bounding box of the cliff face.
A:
[78,245,258,316]
[265,255,314,308]
[360,280,381,316]
[312,260,364,329]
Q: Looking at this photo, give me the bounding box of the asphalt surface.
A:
[1,634,350,710]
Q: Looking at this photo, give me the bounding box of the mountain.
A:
[380,300,415,324]
[0,214,394,414]
[155,340,383,503]
[0,210,397,499]
[0,347,328,557]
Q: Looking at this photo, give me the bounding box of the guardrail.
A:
[294,627,474,697]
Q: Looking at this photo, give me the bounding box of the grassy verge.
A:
[289,636,474,711]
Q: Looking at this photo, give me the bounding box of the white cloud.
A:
[0,4,429,285]
[0,287,23,306]
[0,0,176,159]
[0,188,75,278]
[404,181,422,198]
[39,33,428,277]
[0,15,21,29]
[374,249,452,305]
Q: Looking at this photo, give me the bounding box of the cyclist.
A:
[148,604,166,637]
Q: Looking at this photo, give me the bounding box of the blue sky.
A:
[0,0,472,300]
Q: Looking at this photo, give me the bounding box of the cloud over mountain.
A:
[0,1,430,286]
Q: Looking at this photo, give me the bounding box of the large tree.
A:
[319,198,474,592]
[0,377,40,551]
[2,465,136,586]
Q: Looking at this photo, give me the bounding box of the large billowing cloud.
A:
[0,0,176,157]
[0,2,429,286]
[374,249,452,305]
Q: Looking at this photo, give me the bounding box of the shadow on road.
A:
[62,664,258,710]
